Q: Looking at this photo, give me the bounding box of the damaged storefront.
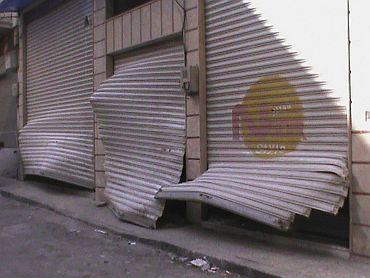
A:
[4,0,370,258]
[158,0,349,233]
[19,0,94,187]
[91,44,186,228]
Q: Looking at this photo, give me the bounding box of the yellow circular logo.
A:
[232,75,305,158]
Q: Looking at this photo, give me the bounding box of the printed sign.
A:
[232,75,305,158]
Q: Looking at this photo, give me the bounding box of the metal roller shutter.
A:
[157,0,349,230]
[19,0,94,188]
[91,45,185,228]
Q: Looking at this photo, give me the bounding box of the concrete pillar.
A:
[184,0,207,224]
[93,0,108,204]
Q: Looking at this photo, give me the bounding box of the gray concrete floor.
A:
[0,196,240,278]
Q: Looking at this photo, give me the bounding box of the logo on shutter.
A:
[232,75,305,158]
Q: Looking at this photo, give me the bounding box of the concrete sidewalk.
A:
[1,177,369,278]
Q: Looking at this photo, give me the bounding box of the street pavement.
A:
[0,196,241,278]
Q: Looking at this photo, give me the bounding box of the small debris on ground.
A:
[168,252,176,261]
[167,253,189,264]
[201,262,211,271]
[178,256,188,263]
[190,257,220,273]
[69,228,80,233]
[94,228,107,235]
[207,266,219,273]
[190,258,208,268]
[128,240,136,245]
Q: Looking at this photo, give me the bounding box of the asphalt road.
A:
[0,196,241,278]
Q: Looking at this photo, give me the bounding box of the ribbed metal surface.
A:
[19,0,94,188]
[157,0,349,230]
[91,45,185,228]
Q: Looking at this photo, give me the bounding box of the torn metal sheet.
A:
[157,0,349,230]
[19,0,94,188]
[91,45,185,228]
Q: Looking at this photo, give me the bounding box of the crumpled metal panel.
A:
[157,0,349,230]
[19,0,94,188]
[91,45,185,228]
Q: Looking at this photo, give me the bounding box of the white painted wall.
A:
[249,0,349,108]
[349,1,370,131]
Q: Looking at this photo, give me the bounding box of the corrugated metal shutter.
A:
[91,45,185,228]
[19,0,94,188]
[157,0,349,230]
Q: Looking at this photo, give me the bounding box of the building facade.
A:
[1,0,368,258]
